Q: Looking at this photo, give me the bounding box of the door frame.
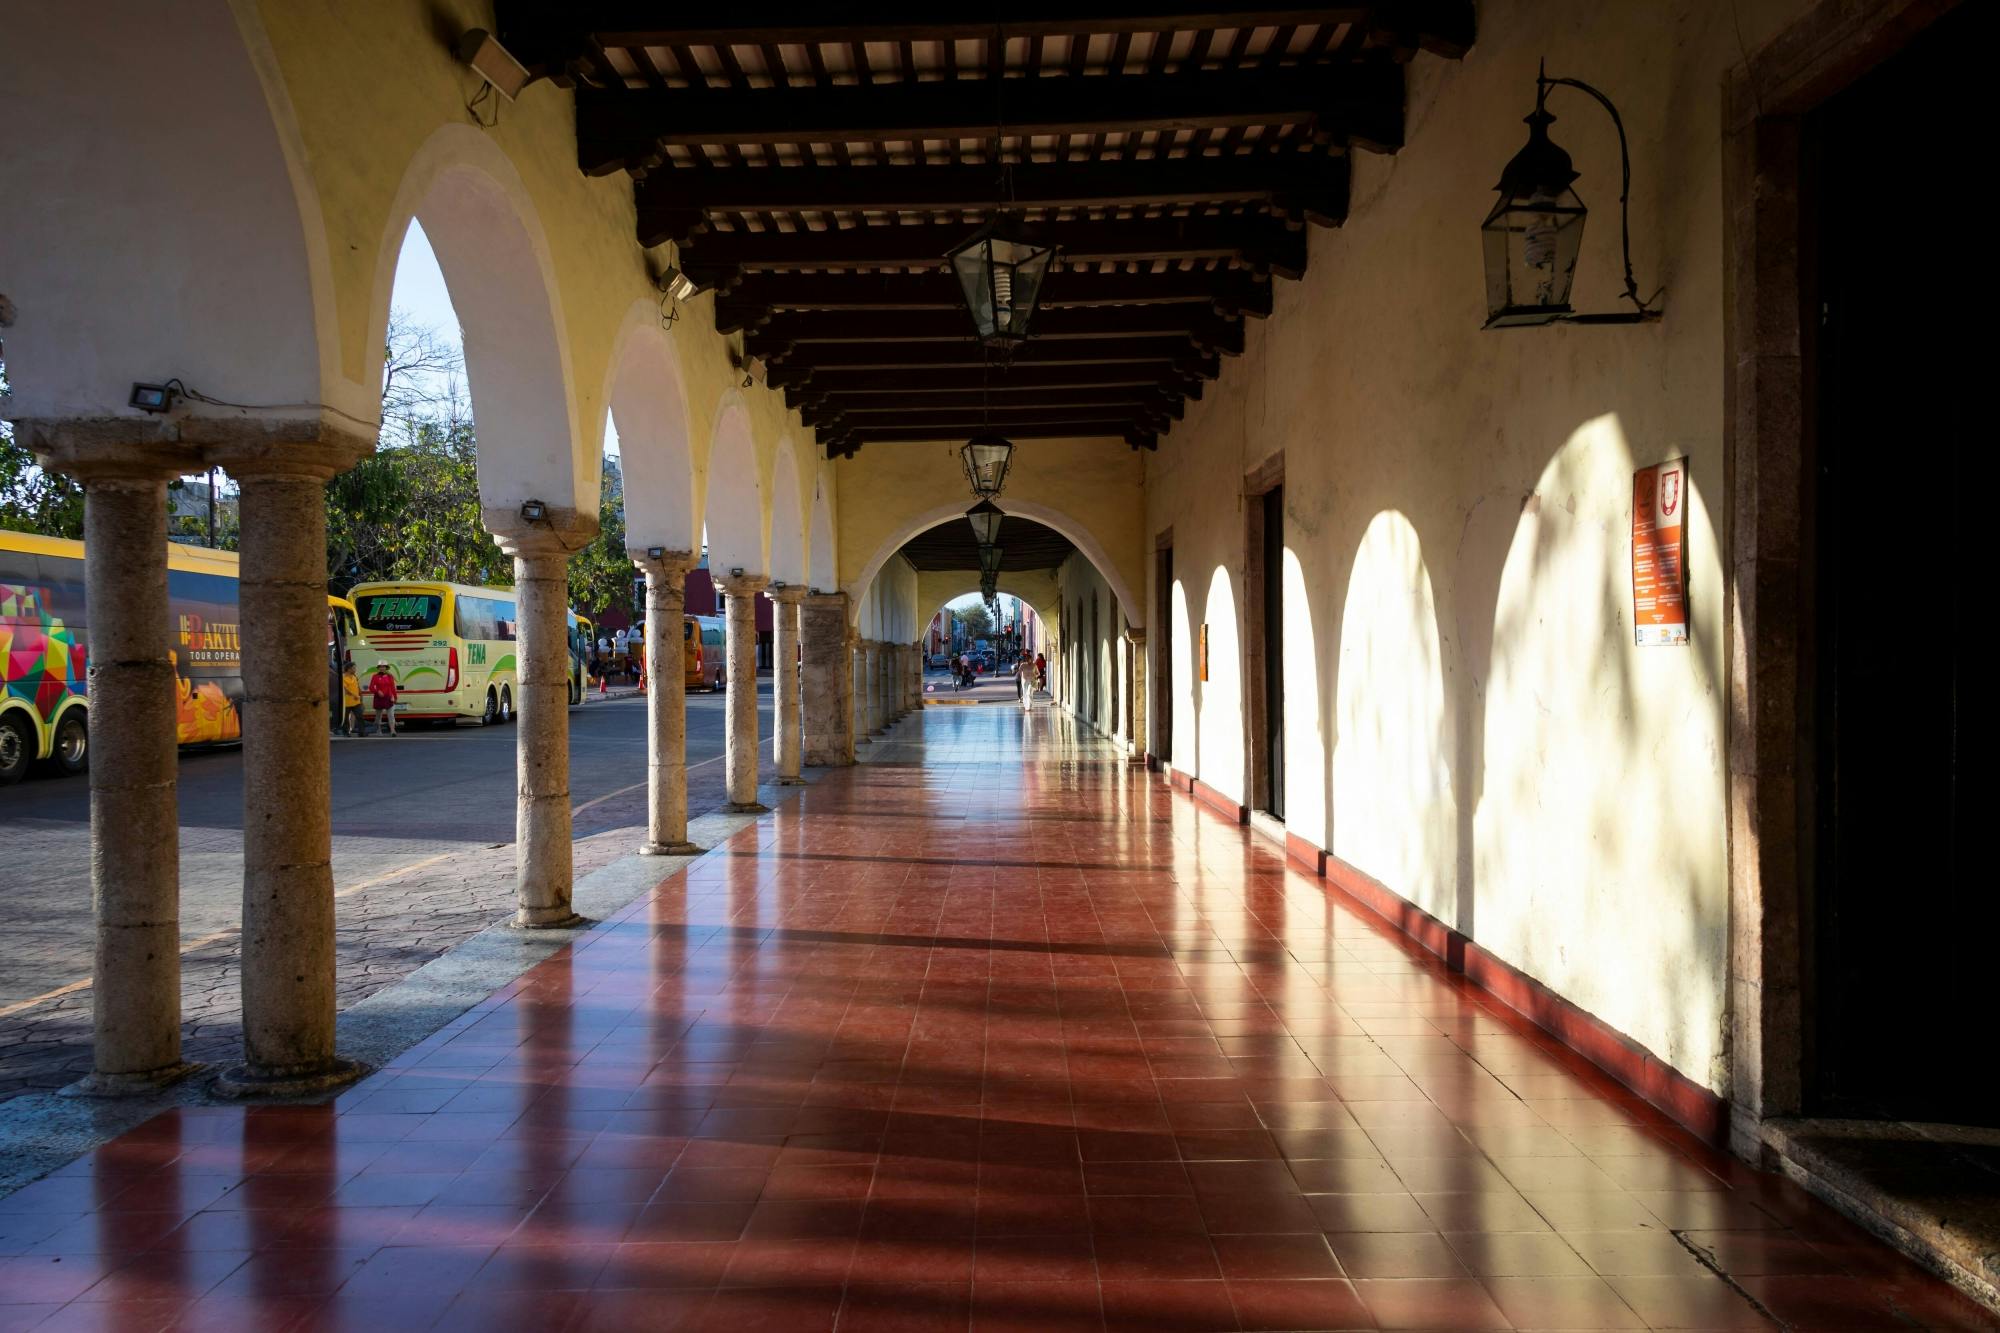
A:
[1721,0,1962,1155]
[1242,453,1285,819]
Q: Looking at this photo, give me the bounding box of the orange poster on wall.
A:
[1632,458,1689,646]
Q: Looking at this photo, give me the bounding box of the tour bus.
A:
[348,580,593,725]
[569,612,593,702]
[683,614,725,691]
[1,531,355,784]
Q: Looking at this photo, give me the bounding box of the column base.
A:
[776,776,807,786]
[212,1057,367,1101]
[59,1061,204,1099]
[725,801,770,814]
[856,736,873,746]
[510,906,590,930]
[640,840,705,857]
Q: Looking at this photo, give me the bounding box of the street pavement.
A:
[0,682,773,1102]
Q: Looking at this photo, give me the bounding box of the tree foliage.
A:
[0,363,86,538]
[955,602,994,642]
[322,310,510,594]
[567,464,635,620]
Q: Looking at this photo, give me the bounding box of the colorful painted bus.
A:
[0,531,355,784]
[347,580,592,725]
[684,614,725,691]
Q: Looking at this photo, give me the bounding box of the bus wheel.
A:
[49,711,88,777]
[482,688,500,726]
[0,714,32,785]
[499,687,514,723]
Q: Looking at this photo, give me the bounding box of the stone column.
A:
[493,525,590,930]
[39,440,201,1095]
[768,585,807,784]
[872,642,890,732]
[802,593,853,765]
[1125,627,1149,763]
[850,631,871,747]
[714,572,770,811]
[214,435,369,1095]
[635,549,700,855]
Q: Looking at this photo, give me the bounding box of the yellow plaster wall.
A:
[236,0,821,541]
[1145,0,1813,1094]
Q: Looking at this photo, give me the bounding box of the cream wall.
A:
[1145,0,1810,1094]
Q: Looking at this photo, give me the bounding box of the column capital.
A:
[17,419,205,483]
[484,504,598,559]
[202,424,373,482]
[765,584,809,605]
[1124,626,1148,645]
[630,547,699,579]
[713,570,770,597]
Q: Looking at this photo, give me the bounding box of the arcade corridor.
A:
[1,708,1989,1331]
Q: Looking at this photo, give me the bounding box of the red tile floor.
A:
[3,708,1994,1331]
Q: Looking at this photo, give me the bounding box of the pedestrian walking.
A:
[338,654,362,737]
[366,662,399,736]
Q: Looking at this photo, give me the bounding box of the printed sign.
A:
[1632,458,1689,646]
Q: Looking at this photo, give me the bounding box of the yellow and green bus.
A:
[347,580,591,726]
[1,531,356,784]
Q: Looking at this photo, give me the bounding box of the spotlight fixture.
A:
[519,499,548,522]
[1481,61,1662,328]
[129,381,177,413]
[654,264,698,303]
[730,567,745,578]
[455,29,532,101]
[646,545,666,560]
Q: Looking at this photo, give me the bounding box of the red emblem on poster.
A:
[1632,458,1689,647]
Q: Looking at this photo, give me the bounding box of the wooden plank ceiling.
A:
[496,5,1474,457]
[899,514,1076,573]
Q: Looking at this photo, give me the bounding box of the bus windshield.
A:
[356,593,443,632]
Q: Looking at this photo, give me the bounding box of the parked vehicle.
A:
[683,614,726,690]
[1,532,356,783]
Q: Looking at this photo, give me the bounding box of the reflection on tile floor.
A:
[2,708,1994,1330]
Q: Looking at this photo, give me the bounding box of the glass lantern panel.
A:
[1482,187,1586,326]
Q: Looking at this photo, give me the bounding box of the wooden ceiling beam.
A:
[710,269,1273,330]
[635,155,1348,241]
[783,361,1208,404]
[580,64,1401,172]
[678,216,1308,285]
[762,338,1216,388]
[801,386,1181,412]
[498,5,1473,52]
[746,307,1244,361]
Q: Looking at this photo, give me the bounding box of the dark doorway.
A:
[1089,592,1100,726]
[1156,541,1173,765]
[1804,0,1991,1124]
[1260,486,1285,819]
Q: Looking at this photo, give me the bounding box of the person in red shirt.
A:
[366,663,400,736]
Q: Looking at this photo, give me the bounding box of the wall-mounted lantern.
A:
[961,431,1014,498]
[1481,63,1662,328]
[978,544,1004,577]
[966,499,1005,547]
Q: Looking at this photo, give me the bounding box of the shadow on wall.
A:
[1170,578,1196,776]
[1472,413,1726,1086]
[1280,548,1328,850]
[1199,567,1240,799]
[1333,510,1456,925]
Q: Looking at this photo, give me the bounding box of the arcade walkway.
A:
[1,708,1990,1332]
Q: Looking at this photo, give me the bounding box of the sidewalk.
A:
[0,706,1991,1331]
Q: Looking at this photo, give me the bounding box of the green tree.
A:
[955,602,994,642]
[566,464,633,619]
[0,363,85,538]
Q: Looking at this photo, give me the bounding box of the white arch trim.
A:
[847,498,1143,630]
[768,437,807,584]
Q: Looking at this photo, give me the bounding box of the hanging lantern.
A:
[978,544,1003,577]
[960,431,1015,498]
[1480,91,1585,327]
[966,499,1005,547]
[947,215,1057,351]
[1481,64,1662,330]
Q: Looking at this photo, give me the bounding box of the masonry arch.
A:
[369,125,585,518]
[768,438,808,586]
[605,304,696,555]
[703,393,766,575]
[0,5,332,427]
[846,498,1142,630]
